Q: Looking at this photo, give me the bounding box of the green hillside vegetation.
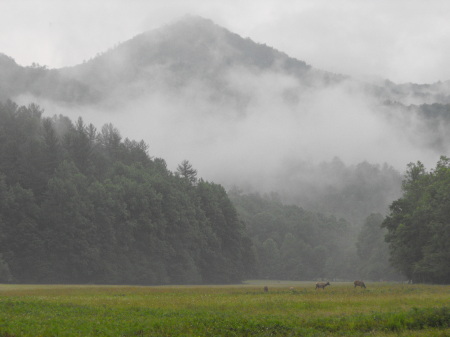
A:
[0,100,253,284]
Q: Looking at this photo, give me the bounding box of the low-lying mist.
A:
[15,59,446,224]
[25,68,440,169]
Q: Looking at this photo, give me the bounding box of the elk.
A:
[354,280,366,288]
[315,281,330,290]
[263,286,269,292]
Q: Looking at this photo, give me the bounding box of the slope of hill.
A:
[0,53,96,103]
[54,16,349,111]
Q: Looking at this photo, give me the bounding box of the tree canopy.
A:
[382,157,450,284]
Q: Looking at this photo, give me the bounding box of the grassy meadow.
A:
[0,281,448,336]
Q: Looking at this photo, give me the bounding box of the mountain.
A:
[2,16,449,106]
[1,15,449,225]
[59,16,346,104]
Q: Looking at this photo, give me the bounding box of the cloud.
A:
[16,57,442,196]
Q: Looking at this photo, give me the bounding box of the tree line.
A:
[229,158,450,284]
[0,99,448,284]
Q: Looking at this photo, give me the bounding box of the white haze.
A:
[5,4,449,199]
[18,64,443,193]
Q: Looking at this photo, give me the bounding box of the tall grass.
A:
[0,282,448,336]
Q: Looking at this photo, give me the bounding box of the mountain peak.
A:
[170,14,217,28]
[71,15,312,77]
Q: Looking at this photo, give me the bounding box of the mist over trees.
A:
[229,190,355,281]
[2,17,446,221]
[270,158,403,226]
[0,101,253,284]
[0,16,449,284]
[1,99,448,284]
[229,190,403,282]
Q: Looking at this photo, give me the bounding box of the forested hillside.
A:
[229,190,402,282]
[264,157,403,226]
[0,100,253,284]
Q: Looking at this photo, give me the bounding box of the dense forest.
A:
[0,100,254,284]
[0,100,449,284]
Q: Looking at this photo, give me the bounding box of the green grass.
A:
[0,281,448,336]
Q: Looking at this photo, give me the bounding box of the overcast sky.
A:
[1,0,449,84]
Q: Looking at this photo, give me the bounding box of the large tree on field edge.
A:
[382,156,450,284]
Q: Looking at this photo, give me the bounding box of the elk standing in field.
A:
[354,280,366,288]
[315,281,330,290]
[263,286,268,292]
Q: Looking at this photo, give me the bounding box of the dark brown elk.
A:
[315,281,330,290]
[354,280,366,288]
[263,286,268,292]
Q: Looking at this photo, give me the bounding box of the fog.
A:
[5,6,449,214]
[18,62,443,196]
[2,0,450,83]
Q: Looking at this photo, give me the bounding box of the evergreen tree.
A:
[176,160,197,184]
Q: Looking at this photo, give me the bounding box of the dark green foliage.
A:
[197,181,255,282]
[0,100,253,284]
[229,190,357,281]
[383,157,450,284]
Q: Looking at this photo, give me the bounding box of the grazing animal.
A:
[289,286,298,294]
[263,286,268,292]
[354,280,366,288]
[315,281,330,290]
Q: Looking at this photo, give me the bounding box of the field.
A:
[0,281,449,336]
